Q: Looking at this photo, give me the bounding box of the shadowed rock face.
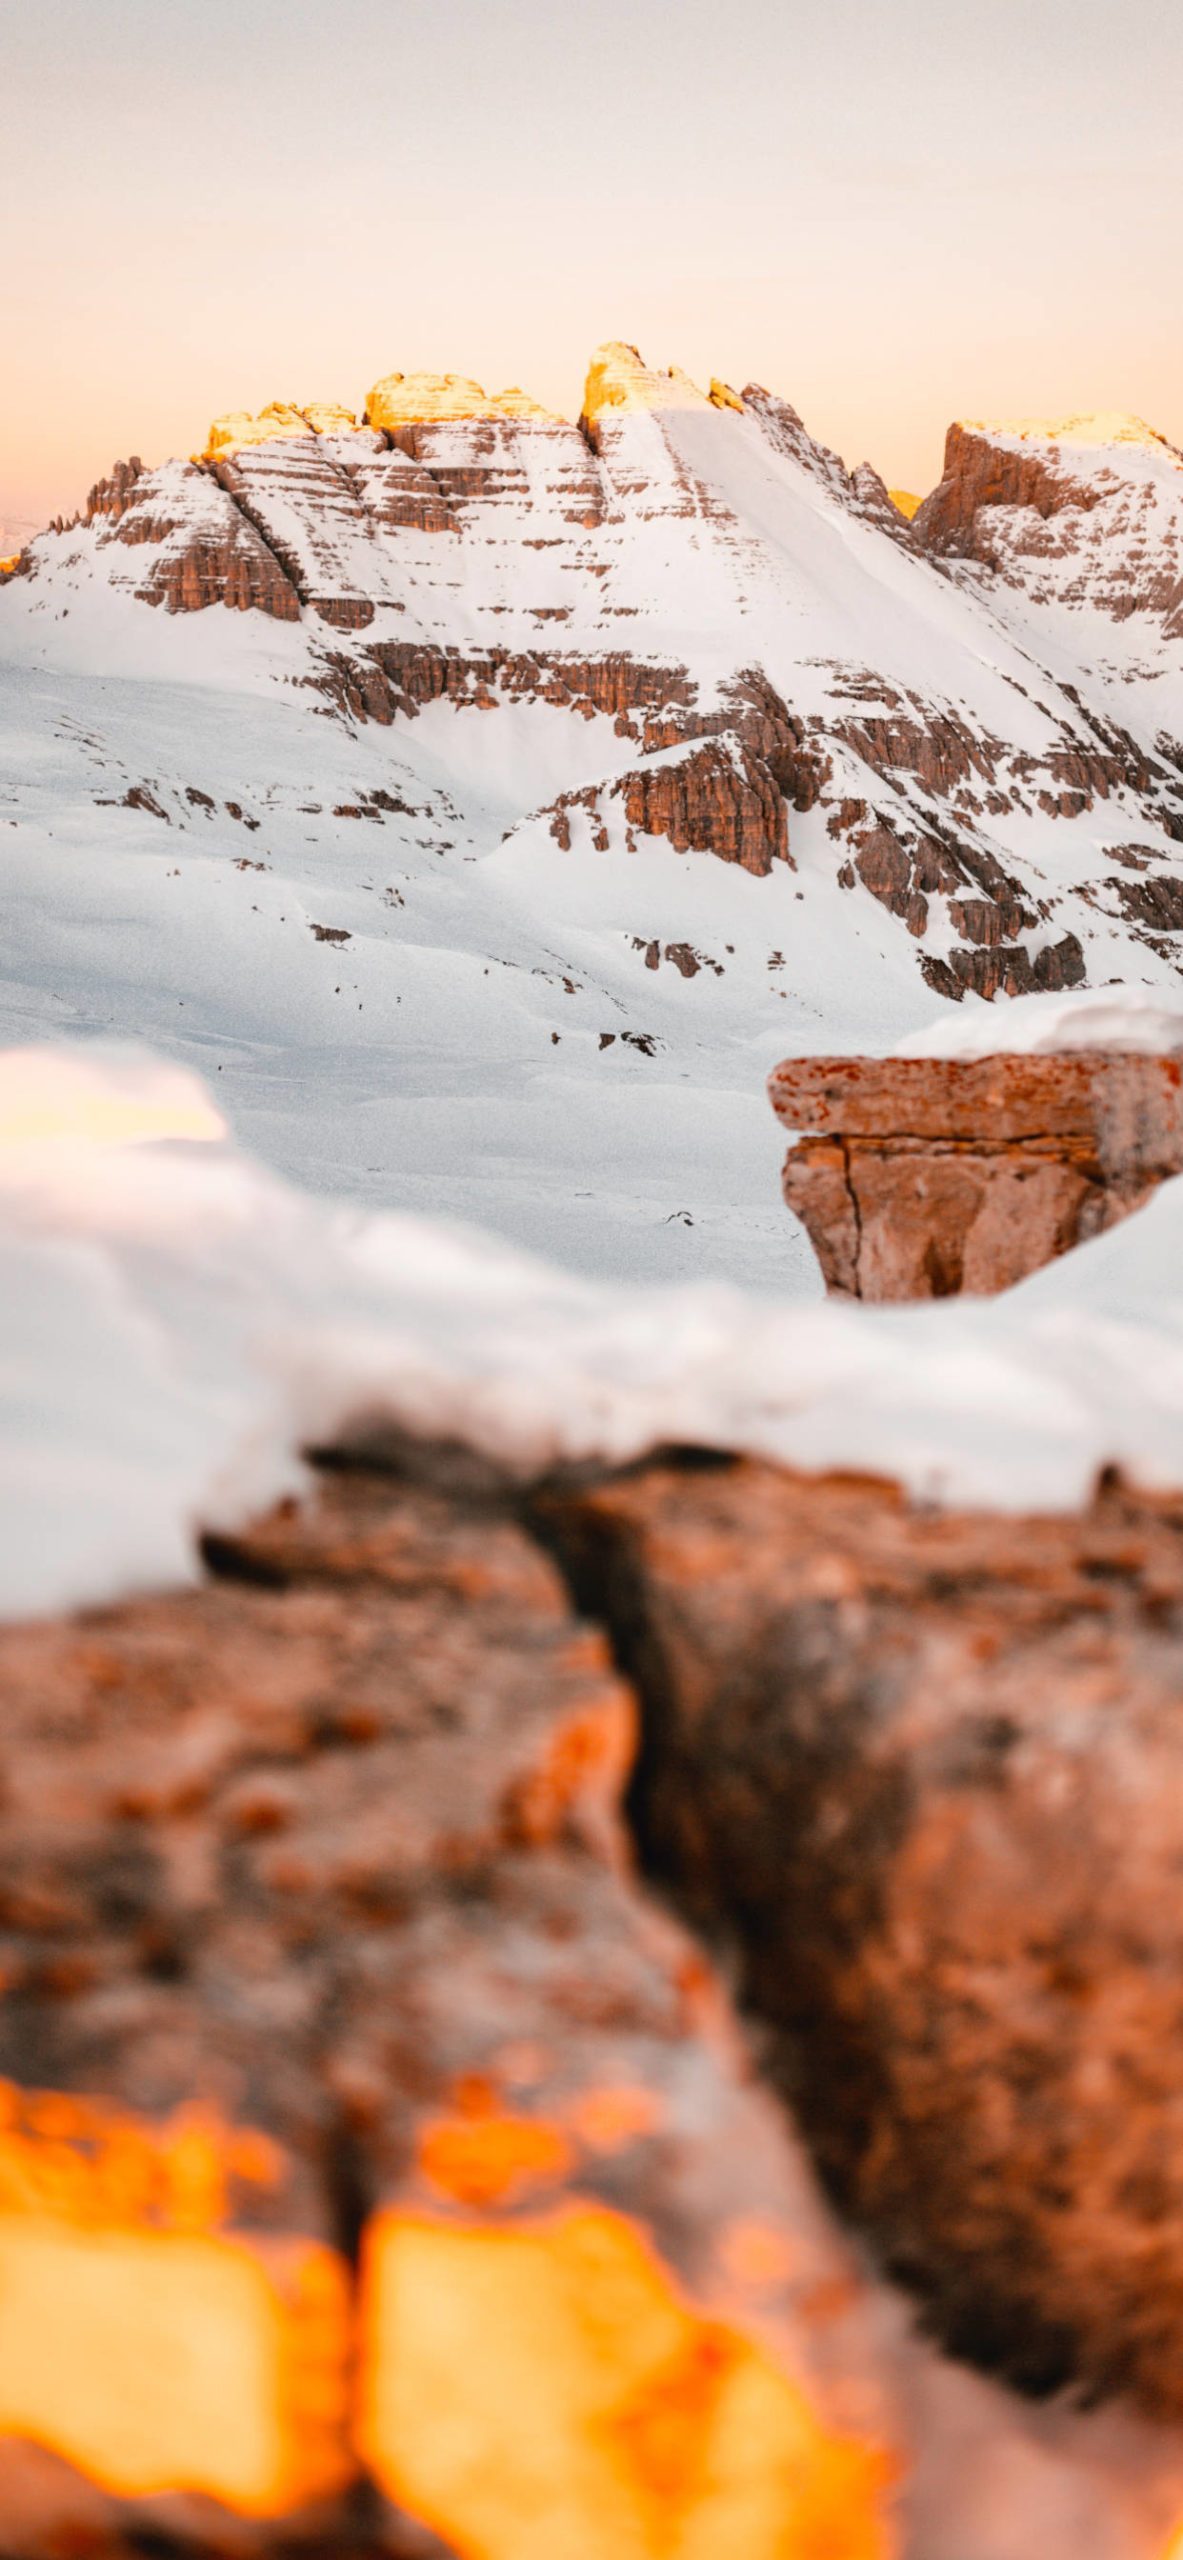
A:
[768,1050,1183,1296]
[913,415,1183,642]
[539,1453,1183,2423]
[913,423,1107,560]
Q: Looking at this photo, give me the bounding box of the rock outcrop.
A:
[913,419,1109,558]
[579,340,715,431]
[541,1452,1183,2422]
[768,1049,1183,1296]
[545,666,826,874]
[200,400,365,461]
[11,1438,1183,2546]
[365,370,559,436]
[913,414,1183,681]
[0,1452,892,2556]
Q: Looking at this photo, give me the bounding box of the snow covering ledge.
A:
[770,988,1183,1301]
[893,986,1183,1059]
[7,1039,1183,1620]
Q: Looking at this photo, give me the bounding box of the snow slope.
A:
[3,347,1183,1289]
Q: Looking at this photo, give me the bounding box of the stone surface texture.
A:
[0,1456,893,2558]
[6,1450,1183,2550]
[768,1049,1183,1296]
[540,1451,1183,2429]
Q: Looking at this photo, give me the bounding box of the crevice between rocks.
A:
[521,1445,1183,2423]
[198,458,306,614]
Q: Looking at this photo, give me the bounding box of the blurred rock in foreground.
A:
[4,1446,1183,2554]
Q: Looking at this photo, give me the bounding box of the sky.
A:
[2,0,1181,541]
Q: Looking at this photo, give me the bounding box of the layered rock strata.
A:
[9,350,1183,994]
[79,456,303,618]
[768,1049,1183,1297]
[912,414,1183,731]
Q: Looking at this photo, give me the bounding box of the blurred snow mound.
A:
[5,1040,1183,1619]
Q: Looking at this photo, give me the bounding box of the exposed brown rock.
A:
[209,437,395,628]
[912,418,1183,654]
[353,640,699,733]
[0,1458,892,2555]
[834,706,1003,799]
[314,643,823,875]
[539,1453,1183,2422]
[81,458,304,620]
[84,456,148,522]
[838,794,1053,964]
[920,930,1087,1003]
[389,414,607,532]
[617,734,791,873]
[1109,872,1183,933]
[13,364,1183,1008]
[913,422,1103,559]
[768,1049,1183,1297]
[142,521,303,618]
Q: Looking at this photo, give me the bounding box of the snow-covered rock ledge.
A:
[770,988,1183,1301]
[8,1031,1183,1618]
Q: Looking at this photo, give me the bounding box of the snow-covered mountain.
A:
[3,345,1183,1288]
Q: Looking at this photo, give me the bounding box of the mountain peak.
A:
[957,410,1180,462]
[199,399,363,461]
[364,371,556,432]
[579,342,713,427]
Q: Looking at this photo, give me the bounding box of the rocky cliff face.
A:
[9,349,1183,1014]
[768,1049,1183,1296]
[913,414,1183,751]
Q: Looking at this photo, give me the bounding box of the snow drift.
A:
[7,1039,1183,1619]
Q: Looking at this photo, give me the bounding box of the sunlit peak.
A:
[959,409,1180,461]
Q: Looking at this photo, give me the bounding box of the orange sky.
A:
[2,0,1181,544]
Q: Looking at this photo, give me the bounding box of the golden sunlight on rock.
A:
[202,401,307,457]
[357,2203,893,2560]
[364,370,557,431]
[0,2088,352,2514]
[580,341,712,427]
[199,399,364,460]
[956,409,1178,457]
[887,488,921,518]
[0,2221,351,2511]
[490,383,557,419]
[417,2104,575,2210]
[300,399,360,435]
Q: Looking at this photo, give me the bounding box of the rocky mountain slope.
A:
[3,347,1183,1285]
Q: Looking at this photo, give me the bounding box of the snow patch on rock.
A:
[896,985,1183,1058]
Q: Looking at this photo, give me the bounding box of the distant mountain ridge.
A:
[3,343,1183,1285]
